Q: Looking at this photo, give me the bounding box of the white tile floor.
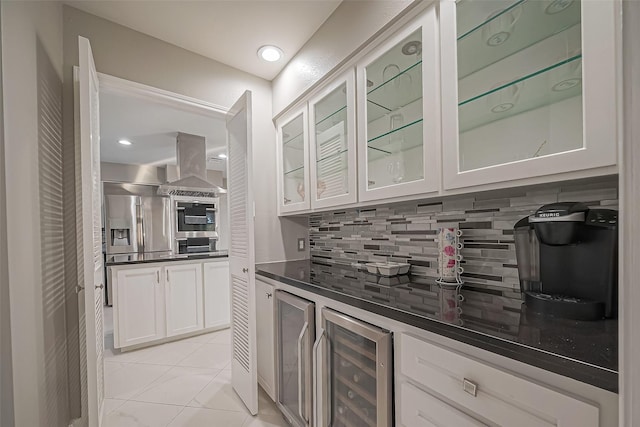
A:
[103,307,288,427]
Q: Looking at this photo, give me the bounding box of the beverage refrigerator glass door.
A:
[275,291,315,427]
[318,308,393,427]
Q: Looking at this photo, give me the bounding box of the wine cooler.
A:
[275,291,316,427]
[315,308,393,427]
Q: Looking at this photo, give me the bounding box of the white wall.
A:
[1,2,67,426]
[63,6,308,266]
[272,0,414,116]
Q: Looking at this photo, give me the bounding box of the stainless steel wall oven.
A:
[172,195,219,254]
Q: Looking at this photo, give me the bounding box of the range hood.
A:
[158,132,226,197]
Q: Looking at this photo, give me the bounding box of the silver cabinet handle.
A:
[312,329,327,427]
[95,284,104,290]
[284,197,291,204]
[75,285,84,294]
[266,292,272,299]
[156,270,160,284]
[325,331,332,426]
[242,268,249,273]
[297,322,309,423]
[167,270,170,283]
[463,378,478,397]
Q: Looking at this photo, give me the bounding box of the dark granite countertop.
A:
[106,251,228,266]
[256,260,618,393]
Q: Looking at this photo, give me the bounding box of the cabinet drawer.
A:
[400,382,485,427]
[399,334,599,427]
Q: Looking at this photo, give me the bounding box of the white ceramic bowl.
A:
[377,264,400,277]
[365,263,380,274]
[396,263,410,274]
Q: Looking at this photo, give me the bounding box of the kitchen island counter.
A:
[106,250,228,266]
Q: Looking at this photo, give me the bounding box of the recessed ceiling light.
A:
[118,139,132,146]
[218,153,228,159]
[258,45,283,62]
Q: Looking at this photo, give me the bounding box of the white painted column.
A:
[620,1,640,426]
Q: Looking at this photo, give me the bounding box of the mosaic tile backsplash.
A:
[309,178,618,300]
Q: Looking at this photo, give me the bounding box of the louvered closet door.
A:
[76,36,104,426]
[226,91,258,415]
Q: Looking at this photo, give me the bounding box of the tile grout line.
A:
[103,330,237,425]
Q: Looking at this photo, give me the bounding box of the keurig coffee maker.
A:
[514,202,618,320]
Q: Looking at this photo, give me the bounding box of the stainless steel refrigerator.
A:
[104,183,172,304]
[104,183,172,256]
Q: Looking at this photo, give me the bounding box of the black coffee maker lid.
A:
[529,202,588,223]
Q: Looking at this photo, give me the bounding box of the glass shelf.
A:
[315,81,347,124]
[458,55,582,133]
[316,107,347,136]
[367,61,423,121]
[317,105,347,127]
[317,148,348,164]
[457,0,581,78]
[283,131,304,150]
[367,119,423,161]
[283,165,305,179]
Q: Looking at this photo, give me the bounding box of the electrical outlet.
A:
[297,238,305,251]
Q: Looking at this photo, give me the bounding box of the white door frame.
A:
[77,72,230,423]
[620,1,639,425]
[98,73,229,118]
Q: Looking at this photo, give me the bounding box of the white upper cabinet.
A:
[309,70,358,209]
[440,0,618,190]
[356,6,441,202]
[277,106,311,214]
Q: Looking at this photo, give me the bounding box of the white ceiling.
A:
[65,0,342,80]
[100,90,228,172]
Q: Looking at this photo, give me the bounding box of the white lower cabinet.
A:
[255,279,275,400]
[203,261,231,328]
[113,259,230,349]
[164,263,204,337]
[400,382,484,427]
[114,266,165,348]
[398,334,600,427]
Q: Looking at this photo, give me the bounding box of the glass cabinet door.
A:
[357,6,440,202]
[309,71,357,209]
[278,107,310,214]
[441,0,618,189]
[275,291,314,427]
[318,309,392,427]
